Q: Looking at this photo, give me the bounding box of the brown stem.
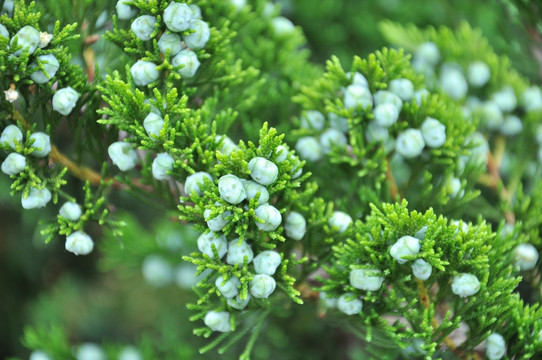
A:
[485,138,516,224]
[386,160,401,202]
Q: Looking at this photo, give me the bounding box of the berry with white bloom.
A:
[491,86,517,112]
[204,207,232,232]
[215,275,241,298]
[320,128,347,154]
[439,66,468,100]
[486,333,506,360]
[1,153,26,175]
[421,117,446,148]
[227,239,254,266]
[65,231,94,256]
[271,16,295,35]
[451,273,480,297]
[185,171,212,196]
[0,24,9,38]
[328,112,349,133]
[172,49,200,78]
[467,61,491,87]
[414,88,430,106]
[374,103,399,127]
[415,42,440,66]
[248,157,279,185]
[451,220,469,234]
[184,20,210,49]
[414,226,428,240]
[227,294,251,310]
[395,129,425,158]
[374,90,403,110]
[130,60,159,86]
[329,211,352,233]
[29,351,51,360]
[401,339,426,357]
[142,255,173,286]
[349,268,384,291]
[10,25,40,56]
[118,347,142,360]
[521,86,542,112]
[343,84,373,111]
[390,235,420,264]
[189,4,202,19]
[218,174,246,204]
[143,112,164,139]
[319,292,338,308]
[250,274,276,298]
[204,311,231,332]
[389,78,414,101]
[275,145,289,162]
[254,204,282,231]
[480,101,504,130]
[108,142,138,171]
[216,135,238,155]
[2,0,14,15]
[75,343,106,360]
[52,87,80,115]
[411,259,432,280]
[116,0,137,20]
[366,122,389,143]
[348,71,369,88]
[157,32,182,56]
[253,250,281,275]
[197,231,228,258]
[30,54,60,84]
[59,202,82,221]
[284,211,306,240]
[163,2,192,32]
[501,115,522,136]
[29,132,51,157]
[242,180,269,205]
[513,243,539,270]
[295,136,323,161]
[21,187,51,209]
[131,15,156,41]
[300,110,325,130]
[337,293,362,315]
[229,0,247,11]
[152,153,174,180]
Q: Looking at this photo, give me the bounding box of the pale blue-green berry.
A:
[373,90,403,110]
[0,24,9,38]
[347,71,369,88]
[215,275,241,298]
[76,343,106,360]
[374,103,399,128]
[204,207,232,232]
[30,54,59,83]
[337,293,362,315]
[492,86,517,112]
[319,128,347,154]
[343,84,372,111]
[486,333,506,360]
[411,259,432,280]
[130,60,159,86]
[262,2,277,17]
[467,61,491,87]
[163,2,192,32]
[447,177,462,198]
[366,122,389,143]
[295,136,322,161]
[501,115,522,136]
[172,49,200,78]
[329,211,352,233]
[174,264,199,289]
[52,87,80,115]
[29,351,51,360]
[1,153,26,175]
[197,231,227,258]
[271,16,295,35]
[189,4,202,19]
[116,0,137,20]
[284,211,306,241]
[242,180,269,205]
[218,174,246,204]
[157,32,182,56]
[152,153,174,180]
[414,88,430,106]
[389,78,414,101]
[143,112,164,139]
[395,128,425,158]
[184,20,210,49]
[415,42,440,66]
[118,347,142,360]
[319,292,337,308]
[390,235,420,264]
[108,142,138,171]
[204,311,231,332]
[402,339,426,357]
[253,250,281,275]
[227,239,254,266]
[229,0,247,11]
[414,226,428,240]
[349,268,384,291]
[521,86,542,112]
[421,117,446,148]
[466,132,489,165]
[513,243,539,270]
[131,15,156,41]
[227,294,251,310]
[274,145,289,162]
[59,201,82,221]
[185,171,212,196]
[215,135,239,155]
[142,255,173,286]
[10,25,40,56]
[451,273,480,297]
[254,204,282,231]
[328,112,349,133]
[29,132,51,157]
[451,220,469,234]
[300,110,325,130]
[439,66,468,100]
[95,11,108,29]
[65,231,94,256]
[250,274,276,298]
[2,0,14,15]
[21,187,51,209]
[248,157,278,185]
